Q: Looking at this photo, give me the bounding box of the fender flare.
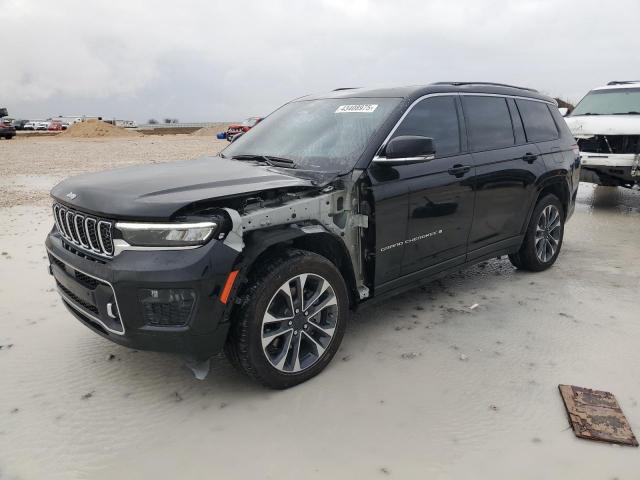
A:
[522,175,570,233]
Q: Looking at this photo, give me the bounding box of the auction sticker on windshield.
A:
[335,104,378,113]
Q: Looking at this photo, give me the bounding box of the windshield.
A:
[222,97,401,172]
[571,88,640,116]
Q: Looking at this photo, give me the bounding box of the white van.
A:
[564,81,640,188]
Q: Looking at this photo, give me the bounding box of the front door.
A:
[370,95,475,289]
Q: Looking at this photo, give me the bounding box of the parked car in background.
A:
[103,119,137,128]
[1,121,16,139]
[226,116,263,142]
[35,121,50,131]
[48,120,65,131]
[12,119,30,130]
[564,80,640,188]
[23,121,37,130]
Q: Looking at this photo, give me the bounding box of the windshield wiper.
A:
[612,111,640,115]
[231,154,297,168]
[581,112,601,116]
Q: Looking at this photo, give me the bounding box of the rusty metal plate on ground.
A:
[559,384,638,447]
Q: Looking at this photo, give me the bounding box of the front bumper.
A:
[45,229,241,359]
[579,153,640,184]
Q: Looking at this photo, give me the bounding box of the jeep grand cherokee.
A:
[46,82,579,388]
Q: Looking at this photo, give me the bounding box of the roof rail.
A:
[332,87,360,91]
[607,80,640,86]
[432,81,538,93]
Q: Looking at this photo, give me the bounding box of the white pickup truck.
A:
[564,81,640,188]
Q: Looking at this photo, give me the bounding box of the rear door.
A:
[515,97,564,175]
[462,95,547,259]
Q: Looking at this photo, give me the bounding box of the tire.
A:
[225,249,349,389]
[509,194,564,272]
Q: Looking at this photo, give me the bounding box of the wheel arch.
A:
[236,225,359,309]
[523,176,570,233]
[540,177,569,209]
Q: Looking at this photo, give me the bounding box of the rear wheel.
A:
[225,249,349,389]
[509,194,564,271]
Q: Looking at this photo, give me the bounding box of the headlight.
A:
[115,221,217,247]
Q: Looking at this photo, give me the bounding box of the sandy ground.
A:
[1,136,640,479]
[0,135,228,208]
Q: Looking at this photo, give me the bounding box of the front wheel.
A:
[509,194,564,271]
[225,249,349,389]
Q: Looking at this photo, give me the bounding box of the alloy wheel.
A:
[535,204,561,263]
[261,274,338,373]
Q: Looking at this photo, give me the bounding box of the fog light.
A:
[139,288,196,326]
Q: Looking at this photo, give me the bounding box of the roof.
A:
[594,81,640,91]
[299,82,555,104]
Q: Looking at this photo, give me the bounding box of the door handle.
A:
[447,165,471,177]
[522,152,538,163]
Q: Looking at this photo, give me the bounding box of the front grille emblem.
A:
[66,192,77,200]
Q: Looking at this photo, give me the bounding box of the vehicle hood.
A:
[565,115,640,136]
[50,156,317,220]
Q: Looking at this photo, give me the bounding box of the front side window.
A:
[571,88,640,116]
[223,98,401,172]
[390,96,460,157]
[463,96,515,151]
[516,99,558,142]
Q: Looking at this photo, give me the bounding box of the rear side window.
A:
[516,99,558,142]
[391,96,460,157]
[462,96,515,151]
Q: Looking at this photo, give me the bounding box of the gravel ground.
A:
[0,136,227,208]
[1,136,639,479]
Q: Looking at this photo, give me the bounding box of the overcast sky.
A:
[2,0,639,122]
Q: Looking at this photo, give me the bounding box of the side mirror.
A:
[374,135,435,166]
[558,107,569,116]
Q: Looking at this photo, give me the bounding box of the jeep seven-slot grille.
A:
[52,203,114,257]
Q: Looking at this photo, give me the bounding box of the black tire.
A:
[509,194,564,272]
[225,249,349,389]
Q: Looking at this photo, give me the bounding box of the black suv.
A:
[46,82,580,388]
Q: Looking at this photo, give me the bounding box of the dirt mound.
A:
[191,123,232,136]
[60,120,141,138]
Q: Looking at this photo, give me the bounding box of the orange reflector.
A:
[220,270,239,304]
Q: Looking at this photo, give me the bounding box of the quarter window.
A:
[462,96,515,151]
[516,99,559,142]
[391,96,461,157]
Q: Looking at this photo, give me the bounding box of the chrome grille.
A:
[52,204,114,257]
